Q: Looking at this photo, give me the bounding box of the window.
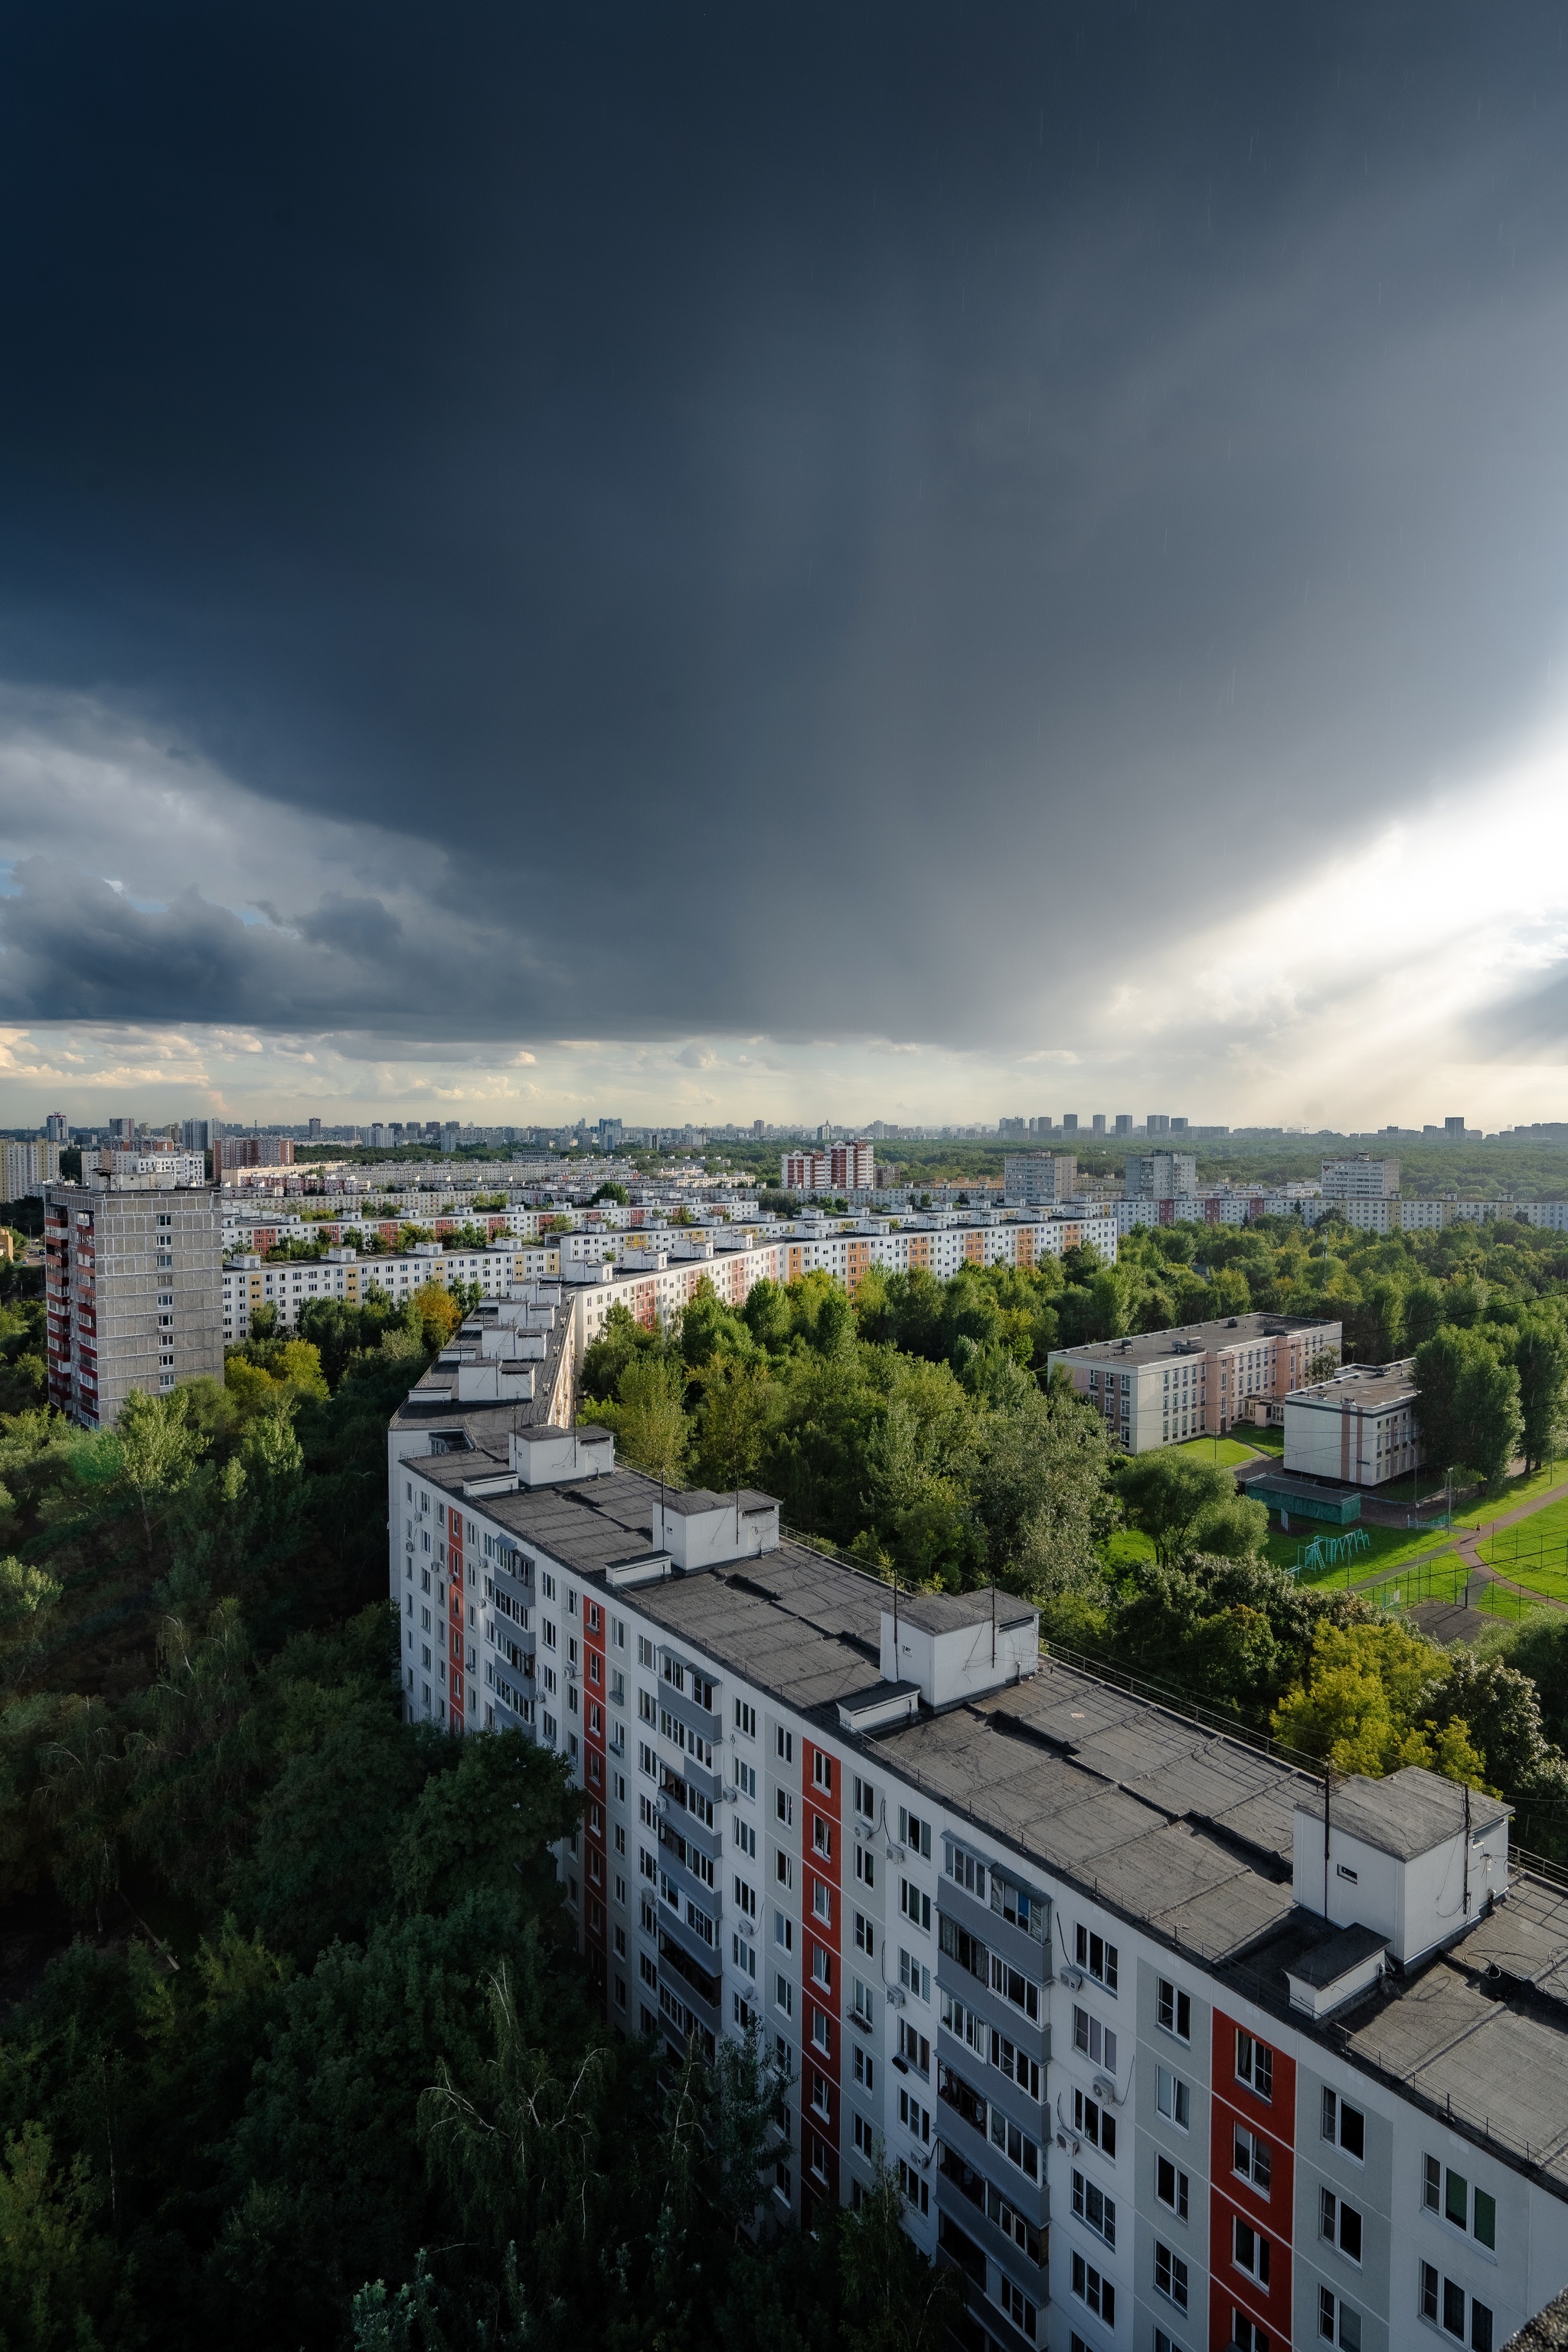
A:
[852,1773,876,1820]
[897,2018,929,2075]
[1322,2089,1366,2161]
[1155,2242,1189,2311]
[854,1909,874,1955]
[1073,1925,1117,1992]
[852,2041,875,2090]
[1233,2124,1272,2196]
[776,1726,793,1763]
[776,1788,794,1828]
[852,2109,876,2157]
[997,2278,1036,2341]
[992,2110,1040,2181]
[812,1878,831,1921]
[900,1878,931,1932]
[1157,1978,1192,2040]
[899,1948,930,2003]
[1233,2314,1270,2352]
[1072,2171,1114,2244]
[895,2157,929,2216]
[1155,2332,1191,2352]
[1071,2254,1114,2326]
[1073,2086,1114,2157]
[1236,2030,1274,2102]
[1063,1996,1116,2068]
[1233,2217,1270,2284]
[735,1699,756,1738]
[638,1635,653,1666]
[1155,2066,1190,2128]
[990,1952,1040,2021]
[854,1844,875,1888]
[775,1973,793,2018]
[1156,2153,1188,2220]
[1320,2287,1363,2352]
[898,1806,932,1860]
[1474,2189,1496,2251]
[992,2030,1040,2101]
[1446,2167,1468,2230]
[812,1815,831,1860]
[1473,2305,1495,2352]
[734,1817,756,1859]
[812,1750,833,1792]
[898,2086,932,2143]
[1320,2188,1363,2263]
[946,1844,986,1900]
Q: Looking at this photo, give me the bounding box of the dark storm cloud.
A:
[2,2,1568,1045]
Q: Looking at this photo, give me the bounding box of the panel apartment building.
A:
[783,1142,877,1194]
[227,1207,1121,1349]
[1047,1312,1343,1453]
[386,1362,1568,2352]
[45,1180,223,1426]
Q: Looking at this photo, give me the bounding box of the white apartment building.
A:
[226,1207,1120,1353]
[1284,1361,1423,1488]
[1322,1157,1400,1201]
[2,1138,61,1199]
[386,1380,1568,2352]
[1048,1312,1342,1452]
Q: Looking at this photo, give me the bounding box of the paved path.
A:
[1346,1475,1568,1616]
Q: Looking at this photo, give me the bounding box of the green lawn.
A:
[1479,1494,1568,1575]
[1173,1436,1269,1468]
[1271,1520,1463,1587]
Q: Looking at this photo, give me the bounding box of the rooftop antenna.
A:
[991,1579,996,1670]
[1463,1779,1472,1920]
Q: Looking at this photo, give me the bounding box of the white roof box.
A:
[508,1424,616,1487]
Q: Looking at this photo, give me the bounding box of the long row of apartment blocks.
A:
[223,1204,1120,1346]
[387,1367,1568,2352]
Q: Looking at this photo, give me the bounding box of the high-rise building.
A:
[179,1118,222,1152]
[1003,1152,1076,1207]
[1114,1114,1133,1136]
[1091,1114,1106,1136]
[309,1116,322,1140]
[44,1180,221,1427]
[1060,1113,1079,1134]
[109,1116,136,1143]
[44,1113,67,1144]
[1029,1116,1054,1137]
[1145,1113,1171,1136]
[388,1383,1568,2339]
[782,1140,876,1195]
[1321,1156,1400,1201]
[1127,1152,1197,1200]
[1446,1116,1467,1138]
[214,1135,292,1176]
[998,1116,1029,1138]
[597,1118,623,1148]
[2,1140,60,1199]
[753,1119,766,1138]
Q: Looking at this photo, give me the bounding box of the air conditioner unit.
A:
[1059,1964,1084,1990]
[1093,2075,1116,2105]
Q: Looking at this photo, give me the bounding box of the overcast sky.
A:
[4,2,1568,1131]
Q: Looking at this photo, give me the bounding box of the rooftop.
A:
[1050,1308,1339,1366]
[1295,1766,1511,1861]
[390,1360,1568,2196]
[1289,1359,1419,1411]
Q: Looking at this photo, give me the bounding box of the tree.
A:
[1270,1622,1488,1782]
[1116,1454,1267,1568]
[1513,1312,1568,1474]
[411,1283,462,1350]
[603,1354,688,1482]
[1413,1325,1523,1491]
[116,1386,209,1565]
[835,2164,964,2352]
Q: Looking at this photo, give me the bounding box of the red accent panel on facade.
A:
[801,1738,842,2208]
[582,1593,610,2009]
[1209,2008,1296,2352]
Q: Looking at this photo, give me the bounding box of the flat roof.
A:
[389,1362,1568,2197]
[1289,1360,1418,1411]
[1295,1766,1511,1861]
[1050,1309,1338,1367]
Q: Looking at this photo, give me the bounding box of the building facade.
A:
[1048,1313,1343,1452]
[1128,1154,1199,1200]
[1004,1155,1078,1207]
[2,1138,61,1199]
[44,1181,223,1426]
[1322,1158,1401,1202]
[1283,1363,1423,1488]
[385,1381,1568,2352]
[783,1142,877,1195]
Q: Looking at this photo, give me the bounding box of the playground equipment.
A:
[1292,1527,1372,1578]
